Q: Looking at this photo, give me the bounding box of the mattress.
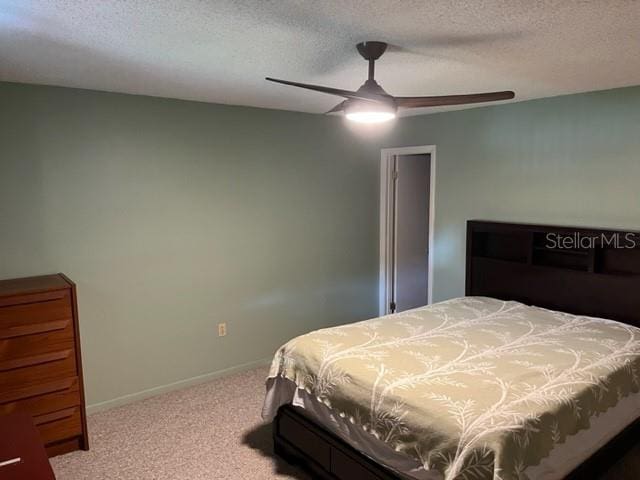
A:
[263,297,640,480]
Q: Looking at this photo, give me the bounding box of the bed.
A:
[263,221,640,480]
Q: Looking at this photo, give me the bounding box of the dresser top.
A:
[0,274,72,298]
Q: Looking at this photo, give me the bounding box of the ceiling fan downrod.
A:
[356,41,388,81]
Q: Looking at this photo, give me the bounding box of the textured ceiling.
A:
[1,1,639,116]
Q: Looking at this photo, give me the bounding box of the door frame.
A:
[379,145,436,315]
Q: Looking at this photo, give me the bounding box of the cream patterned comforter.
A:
[263,297,640,480]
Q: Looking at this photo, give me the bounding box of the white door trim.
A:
[379,145,436,315]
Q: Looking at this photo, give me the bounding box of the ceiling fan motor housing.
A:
[349,78,397,113]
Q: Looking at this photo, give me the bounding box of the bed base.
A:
[274,405,399,480]
[274,404,640,480]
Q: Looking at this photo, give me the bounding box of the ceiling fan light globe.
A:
[344,100,397,124]
[345,111,396,123]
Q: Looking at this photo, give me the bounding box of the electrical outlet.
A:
[218,323,227,337]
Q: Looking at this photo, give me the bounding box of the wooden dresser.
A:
[0,274,88,457]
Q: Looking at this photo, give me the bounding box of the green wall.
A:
[2,81,639,409]
[0,82,380,408]
[386,86,640,301]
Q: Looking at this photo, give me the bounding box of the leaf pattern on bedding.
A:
[265,297,640,480]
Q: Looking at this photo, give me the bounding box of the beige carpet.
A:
[50,365,640,480]
[51,366,309,480]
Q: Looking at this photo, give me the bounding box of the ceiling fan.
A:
[266,41,515,123]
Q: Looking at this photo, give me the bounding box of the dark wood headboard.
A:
[466,220,640,327]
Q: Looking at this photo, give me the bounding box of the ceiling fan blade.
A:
[396,91,515,108]
[266,77,381,102]
[325,101,346,114]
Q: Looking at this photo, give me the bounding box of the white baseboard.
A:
[86,357,272,415]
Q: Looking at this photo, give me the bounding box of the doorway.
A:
[379,146,436,315]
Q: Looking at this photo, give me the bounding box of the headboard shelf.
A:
[471,230,530,264]
[466,221,640,327]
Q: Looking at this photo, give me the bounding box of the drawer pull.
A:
[0,377,77,403]
[0,319,70,340]
[0,457,21,468]
[34,407,77,426]
[0,349,72,372]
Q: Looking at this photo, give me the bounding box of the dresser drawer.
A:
[0,291,72,327]
[35,406,83,445]
[0,318,74,360]
[0,376,80,417]
[0,346,77,390]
